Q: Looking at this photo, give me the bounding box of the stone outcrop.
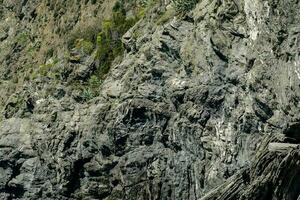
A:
[0,0,300,199]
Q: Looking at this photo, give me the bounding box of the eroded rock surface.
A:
[1,0,300,199]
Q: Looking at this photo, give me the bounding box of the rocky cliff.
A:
[0,0,300,199]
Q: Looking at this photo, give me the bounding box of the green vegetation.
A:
[39,63,55,76]
[27,44,40,57]
[71,75,102,102]
[70,73,102,101]
[172,0,199,12]
[79,88,93,101]
[29,0,149,102]
[30,58,60,80]
[156,6,176,25]
[83,75,102,100]
[75,39,94,55]
[153,0,199,26]
[95,0,140,78]
[88,75,102,88]
[67,25,100,49]
[16,32,30,46]
[67,0,147,102]
[45,47,54,58]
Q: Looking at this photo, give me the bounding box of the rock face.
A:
[0,0,300,199]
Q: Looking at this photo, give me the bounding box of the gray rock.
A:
[0,0,300,199]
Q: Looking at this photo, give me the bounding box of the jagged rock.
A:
[1,0,300,199]
[268,142,299,153]
[200,136,300,200]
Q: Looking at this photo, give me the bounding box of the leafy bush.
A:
[30,58,60,80]
[75,39,94,55]
[16,32,30,46]
[88,75,102,88]
[172,0,199,12]
[67,0,144,102]
[67,25,100,49]
[95,1,140,78]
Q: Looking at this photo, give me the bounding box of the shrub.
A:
[81,88,94,101]
[31,58,60,79]
[172,0,199,12]
[67,24,100,49]
[88,75,102,88]
[156,6,176,25]
[16,32,30,46]
[67,0,145,102]
[75,39,94,55]
[95,1,140,78]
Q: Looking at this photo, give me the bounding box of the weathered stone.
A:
[0,0,300,199]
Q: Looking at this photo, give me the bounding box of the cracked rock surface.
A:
[1,0,300,199]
